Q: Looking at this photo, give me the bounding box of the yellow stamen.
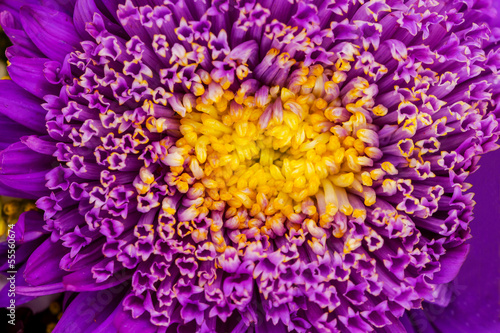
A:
[160,60,385,248]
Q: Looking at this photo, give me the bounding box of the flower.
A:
[1,0,500,332]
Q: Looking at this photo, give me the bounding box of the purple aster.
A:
[1,0,500,332]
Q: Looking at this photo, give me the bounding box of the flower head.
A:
[1,0,500,332]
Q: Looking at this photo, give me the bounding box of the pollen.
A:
[157,63,383,239]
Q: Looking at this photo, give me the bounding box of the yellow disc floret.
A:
[151,60,385,247]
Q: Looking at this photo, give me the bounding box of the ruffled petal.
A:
[431,243,470,284]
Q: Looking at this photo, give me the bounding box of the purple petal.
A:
[63,267,131,292]
[52,288,124,333]
[0,141,54,174]
[431,243,470,284]
[24,238,67,286]
[19,4,80,62]
[0,114,38,150]
[0,264,36,307]
[73,0,125,40]
[13,210,47,243]
[7,57,60,98]
[0,80,46,132]
[112,303,158,333]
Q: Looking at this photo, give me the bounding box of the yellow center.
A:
[151,61,385,252]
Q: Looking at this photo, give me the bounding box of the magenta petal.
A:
[255,318,288,333]
[16,282,65,296]
[0,237,42,272]
[401,310,439,333]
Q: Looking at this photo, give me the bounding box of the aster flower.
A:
[1,0,500,332]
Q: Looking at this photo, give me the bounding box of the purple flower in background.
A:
[1,0,500,332]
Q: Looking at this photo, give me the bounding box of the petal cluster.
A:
[1,1,500,332]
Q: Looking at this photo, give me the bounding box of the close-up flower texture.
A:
[1,0,500,332]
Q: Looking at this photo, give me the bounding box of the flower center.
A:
[151,61,386,252]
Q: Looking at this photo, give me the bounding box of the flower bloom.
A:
[1,0,500,332]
